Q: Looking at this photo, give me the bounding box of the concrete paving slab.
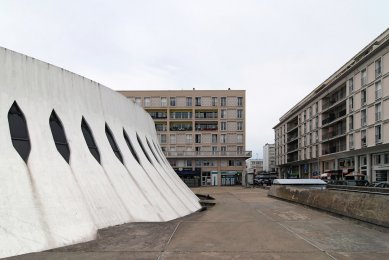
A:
[167,221,319,253]
[7,186,389,260]
[161,251,331,260]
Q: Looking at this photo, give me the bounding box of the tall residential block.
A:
[263,143,276,173]
[274,29,389,182]
[119,90,252,186]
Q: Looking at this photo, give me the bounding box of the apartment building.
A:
[119,89,252,187]
[263,143,276,173]
[274,29,389,183]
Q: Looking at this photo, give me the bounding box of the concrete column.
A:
[334,158,339,170]
[354,155,359,173]
[367,153,372,183]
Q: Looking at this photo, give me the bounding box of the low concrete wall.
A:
[268,186,389,227]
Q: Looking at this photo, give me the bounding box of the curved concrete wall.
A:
[0,47,201,258]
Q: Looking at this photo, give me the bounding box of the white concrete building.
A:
[263,143,276,173]
[0,47,200,258]
[274,29,389,182]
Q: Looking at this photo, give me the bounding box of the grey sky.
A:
[1,0,388,158]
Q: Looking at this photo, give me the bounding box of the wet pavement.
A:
[7,186,389,259]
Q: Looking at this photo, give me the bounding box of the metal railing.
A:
[164,150,252,158]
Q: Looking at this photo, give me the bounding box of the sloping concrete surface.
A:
[7,187,389,259]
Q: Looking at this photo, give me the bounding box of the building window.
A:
[221,121,227,131]
[212,146,217,155]
[348,78,354,93]
[309,107,312,118]
[375,125,382,143]
[237,134,243,143]
[160,134,167,144]
[105,123,123,163]
[170,97,176,106]
[374,154,381,165]
[361,89,367,106]
[361,129,367,147]
[315,102,319,114]
[161,97,167,107]
[8,101,31,162]
[123,129,140,164]
[375,58,382,78]
[144,97,151,107]
[349,134,354,149]
[221,134,227,144]
[49,110,70,163]
[186,97,192,106]
[361,68,367,86]
[221,146,227,155]
[195,134,201,143]
[375,103,382,121]
[384,153,389,164]
[237,122,243,131]
[221,109,226,119]
[186,134,192,144]
[349,115,354,131]
[237,97,243,106]
[221,97,227,106]
[212,134,217,144]
[212,97,218,106]
[81,118,100,163]
[170,134,176,144]
[155,123,167,132]
[349,96,353,112]
[237,109,243,119]
[315,116,318,129]
[361,109,366,127]
[186,160,192,167]
[237,146,243,155]
[375,81,382,100]
[195,97,201,106]
[135,97,141,105]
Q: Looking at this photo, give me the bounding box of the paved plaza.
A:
[8,186,389,259]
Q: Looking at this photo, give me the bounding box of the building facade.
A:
[263,143,276,173]
[274,29,389,182]
[0,47,200,258]
[119,90,252,186]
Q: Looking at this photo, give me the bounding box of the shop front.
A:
[175,167,201,187]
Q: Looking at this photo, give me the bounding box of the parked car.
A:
[372,181,389,188]
[254,175,277,186]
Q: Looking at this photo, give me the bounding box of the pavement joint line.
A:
[255,207,338,259]
[157,221,181,260]
[276,222,338,260]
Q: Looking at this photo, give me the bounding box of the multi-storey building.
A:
[119,90,252,187]
[274,29,389,182]
[263,143,276,173]
[246,159,263,174]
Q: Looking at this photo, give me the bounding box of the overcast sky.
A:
[1,0,388,158]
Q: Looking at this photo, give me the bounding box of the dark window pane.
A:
[49,110,70,163]
[89,148,100,162]
[137,134,152,164]
[8,102,30,162]
[105,124,123,163]
[11,139,31,162]
[123,129,140,164]
[81,118,100,163]
[56,144,70,163]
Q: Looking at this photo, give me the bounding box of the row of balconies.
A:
[164,150,252,158]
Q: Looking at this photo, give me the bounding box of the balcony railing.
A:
[322,109,346,126]
[164,150,252,158]
[322,129,346,141]
[322,143,346,155]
